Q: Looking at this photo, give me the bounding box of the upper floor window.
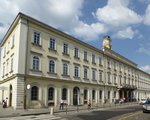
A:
[84,68,88,79]
[99,57,102,65]
[92,70,96,80]
[33,31,40,45]
[33,56,40,70]
[49,60,55,73]
[92,54,96,64]
[49,38,56,50]
[63,63,68,76]
[119,76,122,85]
[114,75,117,83]
[10,56,14,72]
[63,43,68,55]
[84,51,88,61]
[74,66,79,77]
[114,62,116,70]
[74,47,79,58]
[99,71,103,81]
[119,64,122,71]
[11,35,15,48]
[107,59,110,68]
[108,73,111,83]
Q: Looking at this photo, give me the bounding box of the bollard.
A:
[50,107,54,115]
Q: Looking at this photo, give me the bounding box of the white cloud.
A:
[143,4,150,25]
[74,22,107,41]
[140,65,150,74]
[138,43,150,56]
[114,27,135,39]
[95,0,142,27]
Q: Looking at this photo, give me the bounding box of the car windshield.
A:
[145,100,150,104]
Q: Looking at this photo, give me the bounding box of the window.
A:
[49,60,55,73]
[62,88,67,100]
[92,54,95,63]
[99,90,102,99]
[48,87,54,100]
[124,77,126,84]
[84,51,88,61]
[10,57,13,72]
[92,70,96,80]
[108,73,111,83]
[114,75,117,84]
[99,57,102,65]
[84,68,88,79]
[3,64,5,76]
[119,64,121,71]
[31,86,38,100]
[11,35,15,48]
[84,89,87,100]
[119,76,122,85]
[92,90,95,100]
[108,91,110,99]
[33,56,40,70]
[74,47,79,58]
[33,31,40,45]
[49,38,55,50]
[63,63,68,75]
[114,62,116,70]
[74,66,79,77]
[99,71,103,81]
[114,91,116,98]
[63,43,68,54]
[107,59,110,68]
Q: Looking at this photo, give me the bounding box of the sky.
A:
[0,0,150,73]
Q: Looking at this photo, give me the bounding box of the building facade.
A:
[0,13,150,109]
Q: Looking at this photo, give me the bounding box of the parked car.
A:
[139,99,147,105]
[142,99,150,113]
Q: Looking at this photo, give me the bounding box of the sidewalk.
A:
[0,102,138,118]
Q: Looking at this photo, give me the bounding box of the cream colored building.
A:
[0,13,150,109]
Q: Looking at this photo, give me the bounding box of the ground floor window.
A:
[92,90,95,100]
[84,89,88,100]
[31,86,38,100]
[48,87,54,100]
[62,88,67,100]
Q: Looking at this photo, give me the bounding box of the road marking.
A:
[118,111,142,120]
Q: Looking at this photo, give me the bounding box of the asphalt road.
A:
[59,105,143,120]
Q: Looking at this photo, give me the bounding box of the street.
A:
[1,105,150,120]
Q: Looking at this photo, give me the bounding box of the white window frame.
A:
[33,31,41,45]
[49,37,56,50]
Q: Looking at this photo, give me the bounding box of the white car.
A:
[143,100,150,113]
[139,99,147,105]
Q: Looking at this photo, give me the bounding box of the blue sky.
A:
[0,0,150,73]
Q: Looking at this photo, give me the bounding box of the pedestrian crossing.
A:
[0,114,63,120]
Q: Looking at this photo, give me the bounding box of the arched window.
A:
[62,88,67,100]
[84,89,87,100]
[33,56,39,70]
[48,87,54,100]
[49,60,55,73]
[31,86,38,100]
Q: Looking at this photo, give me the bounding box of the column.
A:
[54,88,57,106]
[102,90,105,103]
[67,88,70,105]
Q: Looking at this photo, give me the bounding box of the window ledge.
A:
[48,48,57,52]
[99,64,103,67]
[30,69,42,72]
[83,78,89,81]
[9,70,13,73]
[92,62,96,65]
[61,74,70,77]
[62,52,70,57]
[32,42,42,47]
[73,76,80,79]
[83,59,88,63]
[11,45,14,49]
[47,72,57,75]
[74,56,80,60]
